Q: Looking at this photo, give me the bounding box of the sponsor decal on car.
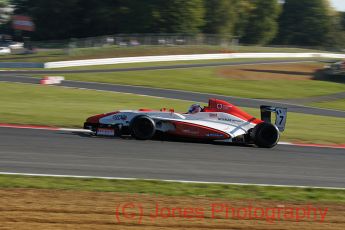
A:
[113,114,127,120]
[216,104,232,110]
[96,128,115,136]
[182,129,199,135]
[218,118,242,123]
[206,133,224,137]
[209,113,218,118]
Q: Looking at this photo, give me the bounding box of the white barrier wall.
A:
[44,53,345,68]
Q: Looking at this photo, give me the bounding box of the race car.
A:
[83,98,287,148]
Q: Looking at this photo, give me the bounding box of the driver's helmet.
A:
[188,104,202,114]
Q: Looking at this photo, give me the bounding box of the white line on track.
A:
[0,171,344,190]
[59,128,93,132]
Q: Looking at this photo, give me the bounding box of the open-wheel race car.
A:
[83,98,287,148]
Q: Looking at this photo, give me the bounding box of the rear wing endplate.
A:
[260,106,287,132]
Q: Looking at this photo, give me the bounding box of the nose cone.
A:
[85,111,119,124]
[86,114,104,123]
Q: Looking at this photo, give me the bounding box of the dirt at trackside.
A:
[217,63,323,80]
[0,188,344,230]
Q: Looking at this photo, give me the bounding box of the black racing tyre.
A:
[130,115,156,140]
[83,122,91,130]
[251,122,280,148]
[83,122,96,132]
[114,125,122,137]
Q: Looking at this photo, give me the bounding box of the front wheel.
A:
[130,115,156,140]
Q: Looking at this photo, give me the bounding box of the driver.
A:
[188,104,203,114]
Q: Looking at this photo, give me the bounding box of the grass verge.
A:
[0,82,192,127]
[59,63,345,99]
[0,82,345,144]
[310,99,345,111]
[0,174,344,202]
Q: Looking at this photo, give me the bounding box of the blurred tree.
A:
[12,0,205,39]
[158,0,204,34]
[117,0,161,33]
[324,10,345,50]
[0,0,8,6]
[106,0,205,34]
[276,0,332,46]
[203,0,236,36]
[73,0,121,37]
[241,0,280,45]
[340,12,345,30]
[232,0,254,39]
[13,0,81,39]
[0,0,12,28]
[12,0,121,40]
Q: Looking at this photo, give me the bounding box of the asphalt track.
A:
[1,75,345,118]
[1,127,344,188]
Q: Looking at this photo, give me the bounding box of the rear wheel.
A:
[130,115,156,140]
[250,122,279,148]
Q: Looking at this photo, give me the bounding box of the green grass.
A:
[59,65,345,99]
[0,45,329,63]
[1,82,345,144]
[0,82,192,127]
[310,99,345,111]
[0,174,344,202]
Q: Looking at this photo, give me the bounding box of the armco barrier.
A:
[44,53,345,68]
[0,62,44,68]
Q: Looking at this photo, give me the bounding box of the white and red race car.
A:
[83,98,287,148]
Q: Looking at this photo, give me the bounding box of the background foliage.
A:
[1,0,344,48]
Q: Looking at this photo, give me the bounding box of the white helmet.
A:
[188,104,202,114]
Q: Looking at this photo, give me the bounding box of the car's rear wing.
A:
[260,106,287,132]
